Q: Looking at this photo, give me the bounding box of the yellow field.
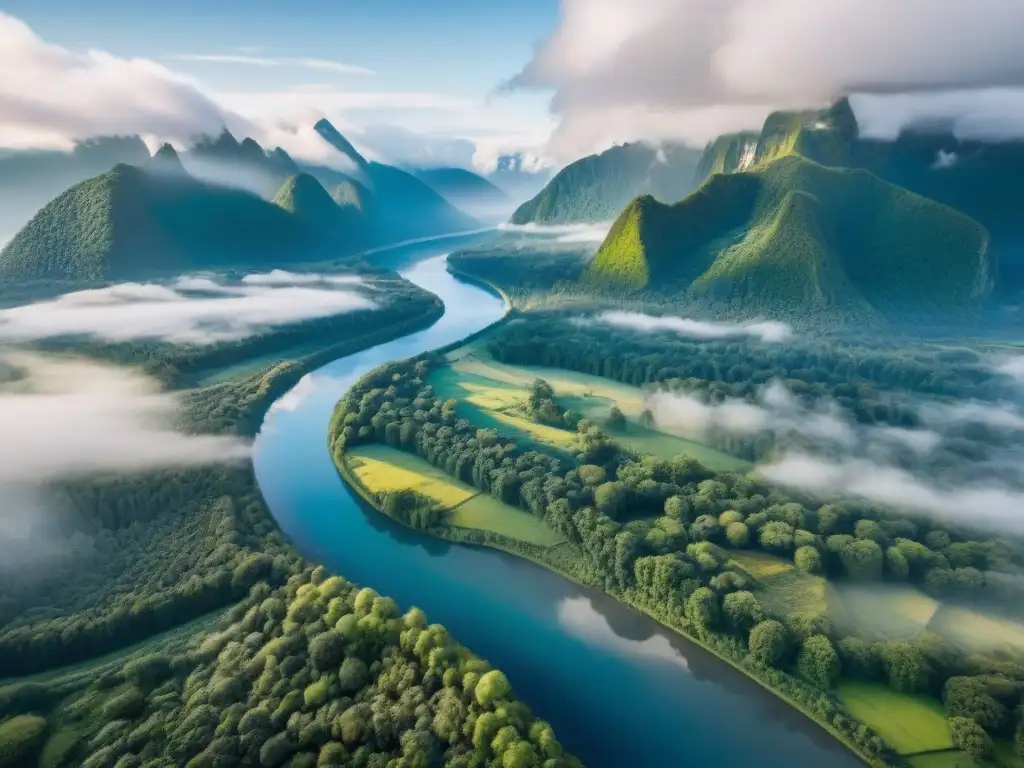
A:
[450,495,565,547]
[345,445,563,548]
[729,551,796,579]
[345,445,477,507]
[838,681,953,755]
[728,551,831,627]
[429,350,749,471]
[927,605,1024,654]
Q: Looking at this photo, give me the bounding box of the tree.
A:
[943,677,1007,732]
[748,620,791,668]
[685,587,720,630]
[794,546,821,574]
[338,658,368,693]
[722,591,764,635]
[594,482,627,520]
[886,546,910,581]
[759,521,794,552]
[606,406,626,430]
[309,631,345,672]
[795,635,839,689]
[947,717,992,761]
[577,465,606,487]
[476,670,511,708]
[726,522,750,548]
[878,641,931,693]
[664,495,690,521]
[838,637,881,681]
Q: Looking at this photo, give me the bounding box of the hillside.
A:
[0,164,330,281]
[272,172,367,248]
[0,136,149,243]
[693,98,1024,286]
[510,142,704,225]
[413,167,511,220]
[587,154,991,323]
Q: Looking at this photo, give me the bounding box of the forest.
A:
[328,315,1024,766]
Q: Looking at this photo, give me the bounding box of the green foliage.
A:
[796,635,840,689]
[0,714,47,768]
[947,717,992,761]
[748,620,791,668]
[586,153,991,324]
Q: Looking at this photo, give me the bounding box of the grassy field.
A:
[927,604,1024,654]
[345,444,563,548]
[838,681,953,755]
[908,751,973,768]
[450,495,565,547]
[429,350,749,471]
[728,551,831,627]
[346,444,477,507]
[830,584,940,642]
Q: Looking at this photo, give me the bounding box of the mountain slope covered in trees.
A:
[511,142,704,225]
[413,167,511,220]
[587,154,991,323]
[693,98,1024,287]
[0,163,329,281]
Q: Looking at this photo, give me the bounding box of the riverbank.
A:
[334,446,886,767]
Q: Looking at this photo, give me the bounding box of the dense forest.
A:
[0,567,579,767]
[328,318,1024,765]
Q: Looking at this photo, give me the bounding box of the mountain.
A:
[0,163,332,281]
[307,120,479,241]
[412,167,511,221]
[183,130,300,197]
[148,143,186,174]
[693,98,1024,286]
[0,136,150,243]
[587,154,992,323]
[510,142,704,225]
[273,172,366,249]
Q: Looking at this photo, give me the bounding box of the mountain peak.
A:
[314,118,368,168]
[149,143,186,174]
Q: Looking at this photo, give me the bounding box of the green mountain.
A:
[0,136,150,241]
[693,98,1024,286]
[413,167,510,220]
[0,163,332,281]
[588,154,992,323]
[147,143,186,174]
[273,172,366,249]
[314,117,369,169]
[510,142,704,225]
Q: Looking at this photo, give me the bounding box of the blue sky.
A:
[0,0,561,168]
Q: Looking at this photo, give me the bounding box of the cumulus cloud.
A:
[0,13,241,150]
[596,311,793,343]
[508,0,1024,159]
[498,221,613,244]
[0,353,249,482]
[0,273,375,344]
[760,452,1024,532]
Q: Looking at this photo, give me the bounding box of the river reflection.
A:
[253,244,864,768]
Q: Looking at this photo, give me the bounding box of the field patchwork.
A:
[838,681,953,755]
[345,444,564,548]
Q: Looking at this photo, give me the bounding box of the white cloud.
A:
[760,452,1024,533]
[0,352,249,484]
[918,400,1024,431]
[174,53,374,76]
[0,273,376,344]
[596,311,793,343]
[509,0,1024,159]
[0,13,239,150]
[498,221,613,244]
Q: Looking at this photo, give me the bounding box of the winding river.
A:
[252,243,862,768]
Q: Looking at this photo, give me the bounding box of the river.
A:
[252,243,862,768]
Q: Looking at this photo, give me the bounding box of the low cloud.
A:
[917,399,1024,431]
[760,452,1024,533]
[0,353,249,483]
[507,0,1024,160]
[596,311,793,343]
[498,221,613,244]
[647,380,857,446]
[0,272,376,344]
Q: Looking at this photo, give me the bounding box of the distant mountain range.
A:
[0,121,482,282]
[411,168,511,223]
[486,153,553,201]
[510,142,704,225]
